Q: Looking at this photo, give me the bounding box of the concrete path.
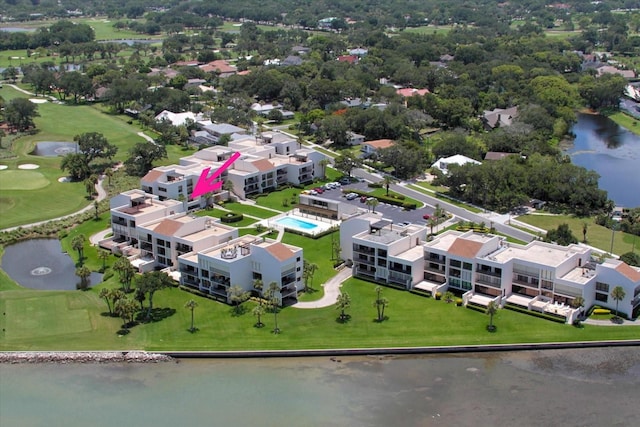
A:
[293,267,352,309]
[583,317,640,326]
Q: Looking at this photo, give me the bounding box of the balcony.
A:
[353,245,375,255]
[355,256,374,265]
[475,273,501,288]
[425,263,446,274]
[426,254,446,264]
[355,268,375,278]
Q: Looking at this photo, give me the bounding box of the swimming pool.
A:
[275,217,318,230]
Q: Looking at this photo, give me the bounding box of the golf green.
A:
[0,170,50,190]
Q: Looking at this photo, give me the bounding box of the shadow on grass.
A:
[117,329,130,336]
[136,307,176,323]
[187,327,200,333]
[372,316,389,323]
[336,314,351,324]
[611,316,624,324]
[486,325,497,333]
[254,322,265,329]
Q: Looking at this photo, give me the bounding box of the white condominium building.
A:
[178,236,304,306]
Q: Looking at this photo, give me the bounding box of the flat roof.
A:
[493,241,587,266]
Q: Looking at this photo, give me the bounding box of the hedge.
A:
[504,303,566,323]
[220,212,244,223]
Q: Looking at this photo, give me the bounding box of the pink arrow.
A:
[190,151,241,199]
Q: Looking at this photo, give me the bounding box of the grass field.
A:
[606,111,640,136]
[2,274,639,351]
[0,85,171,228]
[518,213,637,255]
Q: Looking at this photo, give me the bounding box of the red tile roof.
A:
[252,159,274,172]
[266,242,295,261]
[365,139,395,150]
[448,238,483,258]
[142,170,164,182]
[200,60,236,74]
[616,262,640,282]
[154,219,183,236]
[396,88,429,97]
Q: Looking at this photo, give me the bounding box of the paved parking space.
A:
[312,180,435,226]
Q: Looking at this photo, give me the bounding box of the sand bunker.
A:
[57,176,71,183]
[18,163,39,170]
[29,98,48,104]
[0,165,7,170]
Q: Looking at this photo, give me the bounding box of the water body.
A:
[568,113,640,207]
[31,141,78,157]
[0,348,638,426]
[99,39,158,46]
[1,239,102,290]
[0,27,36,33]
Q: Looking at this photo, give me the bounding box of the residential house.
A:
[202,123,247,143]
[155,110,202,127]
[199,60,237,78]
[482,106,518,130]
[337,55,358,64]
[178,235,304,306]
[361,139,395,157]
[396,88,429,97]
[346,131,365,146]
[484,151,515,161]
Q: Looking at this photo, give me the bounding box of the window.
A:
[450,259,461,268]
[596,282,610,293]
[463,262,472,271]
[595,293,608,303]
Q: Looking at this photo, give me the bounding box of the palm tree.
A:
[114,298,137,330]
[582,222,588,243]
[336,291,351,322]
[382,175,394,196]
[98,249,110,271]
[611,286,626,319]
[373,286,389,322]
[366,197,379,213]
[253,278,264,304]
[228,285,250,314]
[71,234,86,264]
[99,288,113,315]
[486,301,499,332]
[75,265,91,289]
[104,167,113,187]
[252,304,265,328]
[266,281,281,334]
[443,291,455,303]
[303,262,319,291]
[184,299,198,332]
[319,158,330,177]
[93,200,100,219]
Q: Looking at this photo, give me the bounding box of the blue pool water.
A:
[276,217,318,230]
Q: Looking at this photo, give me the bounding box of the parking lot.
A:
[307,179,436,226]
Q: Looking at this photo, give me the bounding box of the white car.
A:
[345,192,359,200]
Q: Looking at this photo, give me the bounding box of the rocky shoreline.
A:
[0,351,174,364]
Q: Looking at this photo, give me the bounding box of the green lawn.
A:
[218,201,280,219]
[518,214,637,255]
[0,85,171,228]
[606,111,640,136]
[2,276,639,351]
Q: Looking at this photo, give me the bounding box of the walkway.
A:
[583,317,640,326]
[293,267,352,309]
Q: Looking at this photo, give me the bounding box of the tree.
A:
[382,175,394,196]
[252,304,265,328]
[619,252,640,267]
[545,224,578,246]
[84,177,96,198]
[228,285,250,314]
[75,132,117,164]
[571,296,585,311]
[184,299,198,332]
[99,288,114,315]
[582,222,588,243]
[98,249,110,271]
[373,286,389,322]
[61,153,91,181]
[124,141,167,177]
[303,261,318,292]
[336,291,351,322]
[71,234,86,264]
[253,278,264,304]
[443,291,455,303]
[5,98,39,132]
[611,286,626,319]
[486,301,499,332]
[136,271,173,319]
[266,281,281,334]
[114,298,138,330]
[113,257,136,292]
[104,168,113,187]
[318,158,330,178]
[333,152,362,178]
[76,265,91,289]
[366,197,379,213]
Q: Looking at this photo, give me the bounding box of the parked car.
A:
[345,192,359,200]
[360,195,368,203]
[423,213,431,220]
[339,177,351,185]
[314,187,324,194]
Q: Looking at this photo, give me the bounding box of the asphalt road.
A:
[350,168,536,243]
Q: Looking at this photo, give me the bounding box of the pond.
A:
[31,141,78,157]
[567,113,640,208]
[2,239,102,290]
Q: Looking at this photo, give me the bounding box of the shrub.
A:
[220,212,244,223]
[435,292,442,300]
[455,298,463,306]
